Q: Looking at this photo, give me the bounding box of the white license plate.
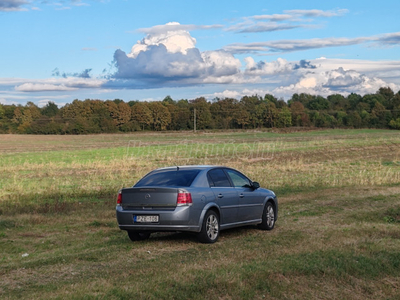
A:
[134,215,159,223]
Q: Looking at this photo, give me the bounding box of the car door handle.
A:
[239,193,244,198]
[217,194,224,198]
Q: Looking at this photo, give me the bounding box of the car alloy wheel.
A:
[198,210,219,243]
[266,205,275,228]
[206,214,219,241]
[258,202,275,231]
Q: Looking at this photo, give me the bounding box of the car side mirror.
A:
[252,181,260,189]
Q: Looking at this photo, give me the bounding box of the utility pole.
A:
[194,108,196,132]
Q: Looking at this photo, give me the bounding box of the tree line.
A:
[1,87,400,134]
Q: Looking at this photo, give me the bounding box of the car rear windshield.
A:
[135,169,200,187]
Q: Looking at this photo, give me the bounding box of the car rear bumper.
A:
[116,205,201,233]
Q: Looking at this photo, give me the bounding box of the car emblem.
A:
[145,194,151,199]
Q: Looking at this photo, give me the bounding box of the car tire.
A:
[258,202,275,230]
[198,210,220,243]
[127,231,151,241]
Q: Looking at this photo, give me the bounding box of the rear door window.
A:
[208,169,232,187]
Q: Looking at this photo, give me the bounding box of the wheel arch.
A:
[197,203,221,232]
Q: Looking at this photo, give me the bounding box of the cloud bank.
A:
[226,8,349,34]
[225,32,400,54]
[14,77,105,92]
[106,22,400,98]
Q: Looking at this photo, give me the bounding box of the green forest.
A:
[1,87,400,134]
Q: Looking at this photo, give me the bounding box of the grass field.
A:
[1,129,400,299]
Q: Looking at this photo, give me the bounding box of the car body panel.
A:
[210,187,239,225]
[236,186,264,222]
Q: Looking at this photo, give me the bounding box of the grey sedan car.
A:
[116,165,278,243]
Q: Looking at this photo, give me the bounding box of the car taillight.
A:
[177,191,192,206]
[117,191,122,205]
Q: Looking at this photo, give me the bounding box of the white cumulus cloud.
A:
[129,22,197,58]
[112,22,242,87]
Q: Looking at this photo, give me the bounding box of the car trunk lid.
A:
[120,187,179,210]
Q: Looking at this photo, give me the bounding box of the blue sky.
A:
[1,0,400,107]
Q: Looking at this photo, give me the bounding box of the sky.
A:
[1,0,400,107]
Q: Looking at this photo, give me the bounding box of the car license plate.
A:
[134,215,159,223]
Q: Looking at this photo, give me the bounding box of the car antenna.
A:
[176,166,179,171]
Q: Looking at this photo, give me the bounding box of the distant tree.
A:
[389,118,400,129]
[12,107,24,125]
[289,93,314,108]
[128,100,139,107]
[347,93,362,110]
[105,100,119,126]
[276,107,292,127]
[30,116,65,134]
[264,102,278,128]
[335,111,347,127]
[328,94,349,111]
[113,99,124,105]
[359,110,370,127]
[392,92,400,108]
[254,102,267,128]
[233,102,251,129]
[356,102,371,113]
[190,97,212,130]
[361,94,387,111]
[264,94,278,105]
[148,102,171,130]
[11,102,41,133]
[210,98,237,129]
[2,88,400,134]
[0,104,4,119]
[131,102,152,130]
[240,95,261,128]
[61,99,84,119]
[117,102,132,128]
[310,111,331,128]
[60,99,113,134]
[290,101,309,127]
[345,111,362,128]
[4,105,16,120]
[92,100,116,132]
[276,99,288,109]
[163,100,192,130]
[389,92,400,117]
[377,87,394,102]
[325,114,337,128]
[170,99,191,130]
[371,101,391,128]
[26,102,41,119]
[162,95,175,105]
[41,101,59,117]
[307,96,330,110]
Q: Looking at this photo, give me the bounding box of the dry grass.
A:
[1,129,399,212]
[1,129,400,299]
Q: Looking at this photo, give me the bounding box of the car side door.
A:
[208,168,238,226]
[225,169,263,222]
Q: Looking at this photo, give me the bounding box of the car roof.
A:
[153,165,223,172]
